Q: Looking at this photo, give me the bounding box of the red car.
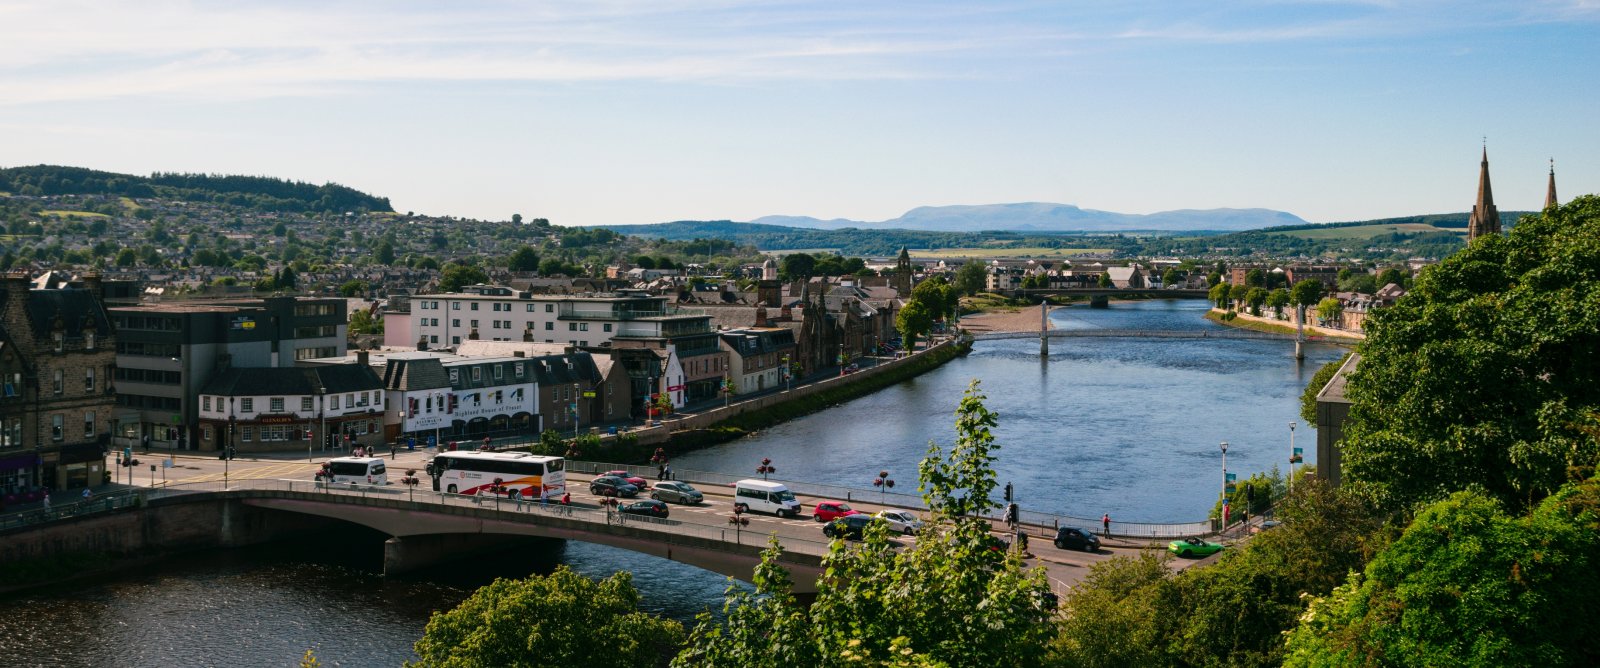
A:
[604,470,650,491]
[813,501,861,523]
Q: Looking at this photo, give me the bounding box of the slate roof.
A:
[382,357,451,391]
[200,364,384,396]
[16,288,113,338]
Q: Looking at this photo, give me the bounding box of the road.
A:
[115,448,1206,591]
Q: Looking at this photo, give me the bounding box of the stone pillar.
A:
[1039,302,1049,357]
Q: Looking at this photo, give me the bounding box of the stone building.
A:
[0,272,116,495]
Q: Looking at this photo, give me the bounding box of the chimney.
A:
[780,304,792,321]
[416,334,428,351]
[514,351,526,358]
[81,271,104,301]
[468,327,480,340]
[755,304,769,327]
[357,349,370,367]
[523,329,534,342]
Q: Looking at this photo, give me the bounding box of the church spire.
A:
[1467,145,1501,241]
[1545,159,1559,210]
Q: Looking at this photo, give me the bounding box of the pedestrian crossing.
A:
[176,461,318,484]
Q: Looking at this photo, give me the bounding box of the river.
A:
[0,299,1345,667]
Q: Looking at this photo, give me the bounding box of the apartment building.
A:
[387,285,697,350]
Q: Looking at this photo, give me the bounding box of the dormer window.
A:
[85,332,96,350]
[53,332,64,353]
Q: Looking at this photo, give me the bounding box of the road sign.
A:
[582,391,596,398]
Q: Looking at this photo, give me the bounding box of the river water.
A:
[0,300,1344,667]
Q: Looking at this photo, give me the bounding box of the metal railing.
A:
[0,489,147,532]
[568,459,1216,539]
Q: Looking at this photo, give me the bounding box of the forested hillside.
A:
[0,165,392,214]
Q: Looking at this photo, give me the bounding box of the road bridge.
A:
[973,328,1304,342]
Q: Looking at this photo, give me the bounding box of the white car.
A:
[875,510,924,535]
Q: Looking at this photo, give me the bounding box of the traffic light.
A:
[1004,482,1013,503]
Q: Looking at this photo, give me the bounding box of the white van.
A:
[733,479,801,517]
[324,457,388,485]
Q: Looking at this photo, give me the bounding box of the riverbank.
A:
[959,306,1052,334]
[1205,308,1364,343]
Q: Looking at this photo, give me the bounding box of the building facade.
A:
[719,328,798,395]
[387,285,705,350]
[1,272,116,495]
[196,362,386,453]
[109,296,348,450]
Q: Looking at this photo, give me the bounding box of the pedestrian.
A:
[483,436,491,451]
[390,442,397,460]
[1004,502,1019,530]
[561,491,571,506]
[42,490,51,511]
[1102,513,1110,537]
[657,464,665,481]
[665,465,673,481]
[1015,529,1029,556]
[82,488,92,500]
[514,490,524,511]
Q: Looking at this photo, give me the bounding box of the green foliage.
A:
[1161,267,1181,287]
[954,261,988,296]
[910,275,956,318]
[338,279,368,297]
[348,308,382,335]
[299,649,320,668]
[1246,287,1269,315]
[1314,297,1343,324]
[410,567,683,667]
[780,252,816,280]
[1052,480,1387,668]
[677,380,1055,667]
[1266,287,1291,312]
[374,239,396,265]
[1300,353,1351,427]
[1208,282,1231,308]
[507,245,540,271]
[1284,477,1600,667]
[1342,196,1600,513]
[1290,279,1323,307]
[0,165,393,213]
[438,263,489,292]
[1098,272,1113,288]
[895,299,933,350]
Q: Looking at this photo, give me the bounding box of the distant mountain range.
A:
[745,202,1308,233]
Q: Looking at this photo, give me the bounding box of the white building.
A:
[385,285,697,350]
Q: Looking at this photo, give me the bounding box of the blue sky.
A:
[2,1,1596,227]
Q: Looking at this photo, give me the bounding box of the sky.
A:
[2,1,1597,227]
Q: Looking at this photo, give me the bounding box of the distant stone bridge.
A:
[973,328,1304,342]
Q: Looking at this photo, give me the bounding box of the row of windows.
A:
[116,341,182,357]
[114,367,180,385]
[116,394,181,410]
[418,301,557,313]
[202,391,381,413]
[416,319,613,334]
[46,367,101,394]
[113,316,181,331]
[294,325,338,338]
[50,331,98,352]
[43,412,97,441]
[294,304,338,317]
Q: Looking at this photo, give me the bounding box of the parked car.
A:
[1052,527,1101,552]
[650,481,703,505]
[604,469,651,491]
[589,475,639,498]
[619,499,670,518]
[813,501,861,523]
[823,514,883,540]
[875,510,924,535]
[1168,537,1225,558]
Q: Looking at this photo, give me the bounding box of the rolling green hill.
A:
[0,165,393,214]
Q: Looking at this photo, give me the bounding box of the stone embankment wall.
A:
[1211,307,1365,340]
[599,340,965,449]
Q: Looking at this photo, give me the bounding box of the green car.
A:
[1168,537,1225,558]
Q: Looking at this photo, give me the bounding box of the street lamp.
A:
[781,355,791,392]
[1288,422,1300,494]
[572,383,581,438]
[1219,441,1229,528]
[226,399,235,490]
[756,457,775,480]
[873,470,894,502]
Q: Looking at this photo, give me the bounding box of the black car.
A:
[823,514,882,540]
[1053,527,1102,552]
[589,475,639,498]
[619,499,670,518]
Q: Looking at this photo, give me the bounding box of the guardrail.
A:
[69,478,836,557]
[568,460,1216,539]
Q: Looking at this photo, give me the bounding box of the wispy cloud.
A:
[1,1,1594,105]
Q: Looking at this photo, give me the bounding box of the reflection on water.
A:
[674,299,1343,522]
[0,299,1339,666]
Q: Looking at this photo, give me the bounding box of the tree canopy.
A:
[409,567,684,667]
[1341,195,1600,513]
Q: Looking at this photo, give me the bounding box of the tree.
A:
[1245,287,1268,316]
[1314,297,1343,326]
[115,248,137,267]
[1375,266,1407,288]
[1161,268,1181,287]
[375,239,396,266]
[779,253,815,280]
[1266,288,1291,316]
[511,213,523,225]
[438,263,489,292]
[910,275,956,320]
[1208,282,1232,309]
[272,221,287,237]
[633,255,657,270]
[338,280,369,297]
[895,299,934,350]
[1284,477,1600,666]
[410,567,683,667]
[1228,282,1250,306]
[1098,272,1114,288]
[507,246,540,272]
[1245,268,1265,287]
[275,266,298,290]
[1300,352,1352,427]
[1289,279,1323,308]
[348,308,383,335]
[1341,196,1600,513]
[677,381,1056,667]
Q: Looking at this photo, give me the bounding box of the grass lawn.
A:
[912,247,1113,258]
[40,210,110,218]
[1267,223,1461,240]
